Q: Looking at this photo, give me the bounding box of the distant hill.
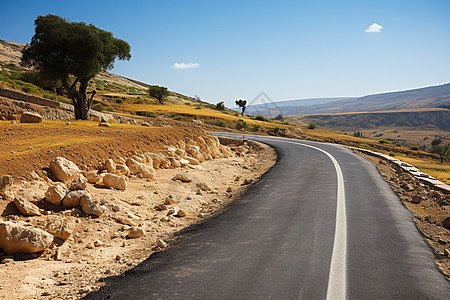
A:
[244,97,351,116]
[245,83,450,117]
[286,108,450,132]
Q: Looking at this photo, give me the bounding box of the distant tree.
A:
[148,86,169,105]
[215,101,225,110]
[431,138,449,163]
[273,114,283,121]
[21,14,131,119]
[194,95,201,101]
[235,99,247,115]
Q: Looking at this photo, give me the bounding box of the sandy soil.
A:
[0,120,276,299]
[357,151,450,278]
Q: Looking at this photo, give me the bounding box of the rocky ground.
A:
[357,151,450,278]
[0,118,276,299]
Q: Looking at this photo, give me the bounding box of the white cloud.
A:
[172,62,200,69]
[365,23,383,33]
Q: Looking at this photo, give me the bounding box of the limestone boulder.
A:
[13,198,41,216]
[115,164,130,176]
[168,157,181,168]
[68,174,87,190]
[63,190,91,207]
[45,182,69,205]
[126,158,156,179]
[83,170,101,184]
[103,173,127,190]
[173,173,192,182]
[127,227,145,238]
[183,156,200,165]
[20,112,42,123]
[98,118,111,127]
[49,157,80,183]
[146,153,164,169]
[0,221,53,254]
[45,217,76,240]
[80,196,103,216]
[105,159,116,173]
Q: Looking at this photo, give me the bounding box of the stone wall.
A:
[0,87,71,110]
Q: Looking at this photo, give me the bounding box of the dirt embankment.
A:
[0,119,276,299]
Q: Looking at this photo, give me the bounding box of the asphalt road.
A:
[88,134,450,299]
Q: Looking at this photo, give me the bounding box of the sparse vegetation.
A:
[215,101,225,110]
[148,86,169,105]
[235,99,247,116]
[21,14,131,119]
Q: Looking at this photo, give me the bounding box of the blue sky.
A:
[1,0,449,107]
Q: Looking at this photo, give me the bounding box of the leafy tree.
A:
[21,14,131,120]
[235,99,247,115]
[431,138,449,163]
[307,122,317,129]
[148,86,169,105]
[215,101,225,110]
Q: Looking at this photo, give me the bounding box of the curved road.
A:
[88,134,449,299]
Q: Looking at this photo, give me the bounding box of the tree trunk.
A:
[72,80,90,120]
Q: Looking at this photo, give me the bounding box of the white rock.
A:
[45,183,69,205]
[13,198,41,216]
[83,170,101,184]
[49,157,80,183]
[168,157,181,168]
[173,173,192,182]
[196,182,211,191]
[45,217,75,240]
[156,239,167,248]
[103,173,127,190]
[0,221,53,254]
[20,112,42,123]
[127,227,145,238]
[183,156,200,165]
[115,164,130,176]
[80,196,103,216]
[68,174,87,190]
[105,159,116,173]
[63,190,91,207]
[126,158,155,179]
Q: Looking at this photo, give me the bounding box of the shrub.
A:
[389,152,396,157]
[115,97,124,104]
[214,120,226,127]
[236,119,247,130]
[378,139,391,144]
[410,146,419,151]
[307,122,317,129]
[92,103,113,112]
[215,101,225,110]
[395,143,402,147]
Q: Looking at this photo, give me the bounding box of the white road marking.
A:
[214,133,347,299]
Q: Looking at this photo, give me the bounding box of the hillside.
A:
[286,108,450,131]
[247,83,450,117]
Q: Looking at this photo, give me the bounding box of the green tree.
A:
[215,101,225,110]
[148,86,169,105]
[431,138,449,163]
[235,99,247,115]
[21,14,131,120]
